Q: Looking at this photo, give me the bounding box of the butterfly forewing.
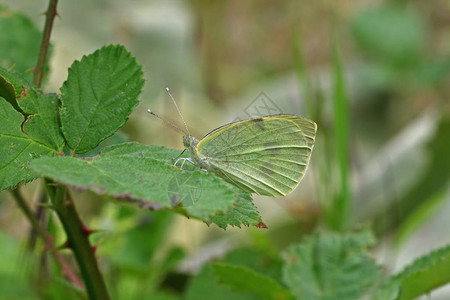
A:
[195,115,316,196]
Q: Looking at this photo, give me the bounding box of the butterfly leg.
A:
[174,157,194,169]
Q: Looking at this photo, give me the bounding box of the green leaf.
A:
[282,231,380,300]
[212,263,295,300]
[351,5,426,67]
[0,6,49,82]
[0,68,64,150]
[206,190,264,229]
[185,265,260,300]
[29,142,247,223]
[373,244,450,300]
[0,99,56,190]
[60,45,144,154]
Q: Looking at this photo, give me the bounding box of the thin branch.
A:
[33,0,59,87]
[10,188,84,289]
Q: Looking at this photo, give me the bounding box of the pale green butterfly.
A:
[149,88,316,197]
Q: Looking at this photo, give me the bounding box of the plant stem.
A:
[330,36,351,231]
[10,188,84,289]
[49,184,111,300]
[33,0,59,87]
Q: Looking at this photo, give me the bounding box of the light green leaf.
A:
[29,142,251,223]
[212,263,295,300]
[0,98,56,190]
[60,45,144,154]
[282,231,380,300]
[373,244,450,300]
[0,6,49,82]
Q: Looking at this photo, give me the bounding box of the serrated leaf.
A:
[0,68,64,150]
[0,6,50,82]
[212,263,295,300]
[206,190,264,229]
[373,244,450,300]
[282,231,380,300]
[0,99,56,190]
[29,142,243,222]
[60,45,144,154]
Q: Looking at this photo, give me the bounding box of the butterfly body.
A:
[183,114,317,197]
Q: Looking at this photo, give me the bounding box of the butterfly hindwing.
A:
[195,115,316,196]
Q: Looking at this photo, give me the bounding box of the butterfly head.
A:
[183,135,198,150]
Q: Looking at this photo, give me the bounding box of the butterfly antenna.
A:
[147,109,187,135]
[166,87,190,135]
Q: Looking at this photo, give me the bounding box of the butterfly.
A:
[149,89,317,197]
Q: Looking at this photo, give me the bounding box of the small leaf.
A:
[373,244,450,300]
[29,142,242,222]
[282,231,380,300]
[213,263,294,300]
[0,99,56,190]
[60,45,144,154]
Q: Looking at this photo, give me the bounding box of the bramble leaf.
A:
[60,45,144,154]
[0,99,56,190]
[212,263,295,300]
[30,142,260,226]
[282,231,380,300]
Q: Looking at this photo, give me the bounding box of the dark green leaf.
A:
[29,142,251,224]
[0,99,56,190]
[212,263,295,300]
[60,45,144,154]
[0,68,64,150]
[282,231,380,300]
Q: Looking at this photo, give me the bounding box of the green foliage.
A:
[282,231,380,300]
[60,45,144,154]
[212,263,295,300]
[352,5,426,66]
[0,6,47,82]
[0,69,59,190]
[30,142,260,228]
[374,244,450,300]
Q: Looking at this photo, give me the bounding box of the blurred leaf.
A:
[60,45,144,154]
[212,263,295,300]
[29,142,253,224]
[352,5,426,67]
[282,231,380,300]
[0,6,50,82]
[224,247,283,282]
[184,265,259,300]
[108,211,174,271]
[373,244,450,300]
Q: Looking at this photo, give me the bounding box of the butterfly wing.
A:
[195,114,316,196]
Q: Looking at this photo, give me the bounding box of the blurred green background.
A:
[0,0,449,299]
